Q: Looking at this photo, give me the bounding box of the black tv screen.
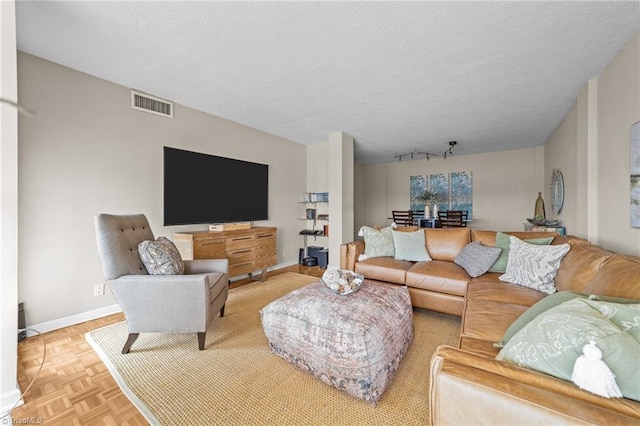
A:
[164,147,269,225]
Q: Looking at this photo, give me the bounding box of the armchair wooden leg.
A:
[220,303,225,318]
[197,332,206,350]
[122,333,139,354]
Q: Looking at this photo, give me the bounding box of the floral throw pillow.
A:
[499,236,570,294]
[138,236,184,275]
[362,226,395,258]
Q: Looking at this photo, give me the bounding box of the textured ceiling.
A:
[15,1,640,163]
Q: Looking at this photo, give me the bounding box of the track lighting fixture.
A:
[394,141,457,161]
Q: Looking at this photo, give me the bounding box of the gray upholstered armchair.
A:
[94,214,229,353]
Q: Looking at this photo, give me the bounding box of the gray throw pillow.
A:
[138,236,184,275]
[454,241,502,278]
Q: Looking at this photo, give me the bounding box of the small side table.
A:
[523,223,566,235]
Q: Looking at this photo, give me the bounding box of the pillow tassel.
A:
[571,341,622,398]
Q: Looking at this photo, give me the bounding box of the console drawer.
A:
[193,239,226,259]
[227,235,257,251]
[227,247,255,264]
[229,260,256,277]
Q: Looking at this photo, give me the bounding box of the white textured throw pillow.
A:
[499,236,570,294]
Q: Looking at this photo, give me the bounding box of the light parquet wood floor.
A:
[11,265,325,425]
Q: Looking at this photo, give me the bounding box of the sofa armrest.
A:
[340,241,365,271]
[430,345,640,425]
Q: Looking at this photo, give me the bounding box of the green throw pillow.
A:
[362,226,395,258]
[488,232,553,273]
[496,298,640,401]
[392,230,431,262]
[496,291,640,348]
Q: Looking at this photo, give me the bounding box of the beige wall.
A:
[353,161,366,236]
[1,0,20,415]
[17,53,307,326]
[327,132,354,266]
[544,33,640,254]
[361,147,545,232]
[596,34,640,253]
[545,105,578,233]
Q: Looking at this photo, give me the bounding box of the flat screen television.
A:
[164,147,269,226]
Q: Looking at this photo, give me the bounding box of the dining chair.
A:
[392,210,414,227]
[438,210,466,228]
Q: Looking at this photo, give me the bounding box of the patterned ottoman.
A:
[260,280,413,405]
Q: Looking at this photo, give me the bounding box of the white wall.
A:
[17,53,307,326]
[0,0,20,417]
[544,33,640,254]
[360,147,545,232]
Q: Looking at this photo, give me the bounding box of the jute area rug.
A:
[86,272,461,425]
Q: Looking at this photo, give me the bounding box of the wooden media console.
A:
[173,226,277,281]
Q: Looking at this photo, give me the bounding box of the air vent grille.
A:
[131,91,173,118]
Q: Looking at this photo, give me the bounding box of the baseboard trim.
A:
[1,386,23,419]
[26,304,122,337]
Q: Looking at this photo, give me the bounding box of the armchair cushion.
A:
[138,236,184,275]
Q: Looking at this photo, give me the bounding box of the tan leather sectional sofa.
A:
[340,228,640,424]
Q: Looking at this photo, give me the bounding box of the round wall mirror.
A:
[551,169,564,215]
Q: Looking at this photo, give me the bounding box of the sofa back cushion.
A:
[583,255,640,299]
[470,230,563,246]
[554,244,615,292]
[424,228,470,261]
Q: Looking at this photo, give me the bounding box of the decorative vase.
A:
[535,192,546,219]
[424,204,430,218]
[432,204,439,218]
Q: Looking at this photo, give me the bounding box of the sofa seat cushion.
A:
[467,276,547,307]
[355,257,414,285]
[405,260,469,297]
[459,336,501,359]
[461,299,529,343]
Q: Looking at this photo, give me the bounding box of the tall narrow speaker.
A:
[18,303,26,342]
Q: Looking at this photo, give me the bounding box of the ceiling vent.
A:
[131,90,173,118]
